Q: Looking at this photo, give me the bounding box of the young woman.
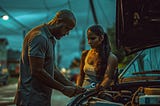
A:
[77,25,118,90]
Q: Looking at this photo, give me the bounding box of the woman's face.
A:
[87,30,103,48]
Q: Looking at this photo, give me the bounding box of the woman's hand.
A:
[73,86,86,96]
[95,84,105,91]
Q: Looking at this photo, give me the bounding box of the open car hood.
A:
[116,0,160,55]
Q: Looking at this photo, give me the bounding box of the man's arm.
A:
[54,66,86,95]
[54,66,75,86]
[29,56,75,97]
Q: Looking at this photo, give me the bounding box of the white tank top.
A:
[83,50,97,77]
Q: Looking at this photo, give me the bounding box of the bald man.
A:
[14,9,85,106]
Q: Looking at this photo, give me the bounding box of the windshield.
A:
[119,46,160,78]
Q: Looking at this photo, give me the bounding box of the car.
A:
[0,66,9,86]
[67,0,160,106]
[0,72,9,85]
[68,46,160,106]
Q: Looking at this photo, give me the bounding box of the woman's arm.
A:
[76,65,85,86]
[99,53,118,88]
[76,50,89,86]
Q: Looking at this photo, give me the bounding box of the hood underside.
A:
[116,0,160,55]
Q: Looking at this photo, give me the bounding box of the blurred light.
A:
[61,68,67,73]
[2,15,9,20]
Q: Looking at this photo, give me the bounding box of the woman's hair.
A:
[87,25,111,80]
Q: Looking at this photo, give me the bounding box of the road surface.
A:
[0,83,71,106]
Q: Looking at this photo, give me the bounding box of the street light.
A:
[1,15,9,20]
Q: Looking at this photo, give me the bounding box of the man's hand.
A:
[73,86,86,96]
[61,86,76,97]
[62,86,86,97]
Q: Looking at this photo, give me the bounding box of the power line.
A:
[0,6,30,31]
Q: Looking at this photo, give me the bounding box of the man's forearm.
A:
[33,68,65,92]
[29,56,65,91]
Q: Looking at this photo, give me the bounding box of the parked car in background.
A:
[8,63,19,77]
[0,66,9,85]
[7,49,20,77]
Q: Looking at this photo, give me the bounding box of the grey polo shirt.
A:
[15,24,56,106]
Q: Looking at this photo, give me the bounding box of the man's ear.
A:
[100,35,104,42]
[56,17,63,24]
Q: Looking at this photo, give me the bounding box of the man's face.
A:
[54,18,75,40]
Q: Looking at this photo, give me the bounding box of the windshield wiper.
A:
[132,70,160,75]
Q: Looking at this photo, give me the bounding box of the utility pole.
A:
[89,0,98,24]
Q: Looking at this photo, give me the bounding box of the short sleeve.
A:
[28,35,47,58]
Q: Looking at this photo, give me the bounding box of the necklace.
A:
[87,49,99,65]
[91,49,98,55]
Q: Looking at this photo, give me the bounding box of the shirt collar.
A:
[42,24,55,40]
[41,24,56,45]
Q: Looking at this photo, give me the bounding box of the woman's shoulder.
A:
[81,50,90,60]
[82,50,89,55]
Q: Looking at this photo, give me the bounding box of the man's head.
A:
[48,9,76,39]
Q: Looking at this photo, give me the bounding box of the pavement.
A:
[0,84,17,106]
[0,83,71,106]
